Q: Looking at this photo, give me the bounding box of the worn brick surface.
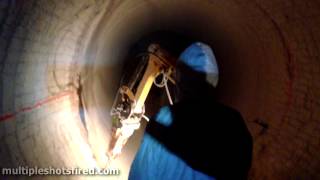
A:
[0,0,320,179]
[0,0,107,179]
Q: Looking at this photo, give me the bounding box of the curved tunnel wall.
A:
[1,0,320,179]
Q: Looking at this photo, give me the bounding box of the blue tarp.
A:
[129,107,215,180]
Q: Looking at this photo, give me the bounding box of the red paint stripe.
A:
[0,91,74,122]
[0,113,16,121]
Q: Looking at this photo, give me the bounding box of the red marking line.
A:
[0,90,75,122]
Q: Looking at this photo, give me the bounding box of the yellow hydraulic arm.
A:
[108,44,175,159]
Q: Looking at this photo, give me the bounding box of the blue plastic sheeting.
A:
[179,42,219,87]
[129,106,215,180]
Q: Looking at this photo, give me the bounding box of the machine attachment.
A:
[108,44,175,159]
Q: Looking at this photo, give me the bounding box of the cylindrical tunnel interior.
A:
[1,0,320,179]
